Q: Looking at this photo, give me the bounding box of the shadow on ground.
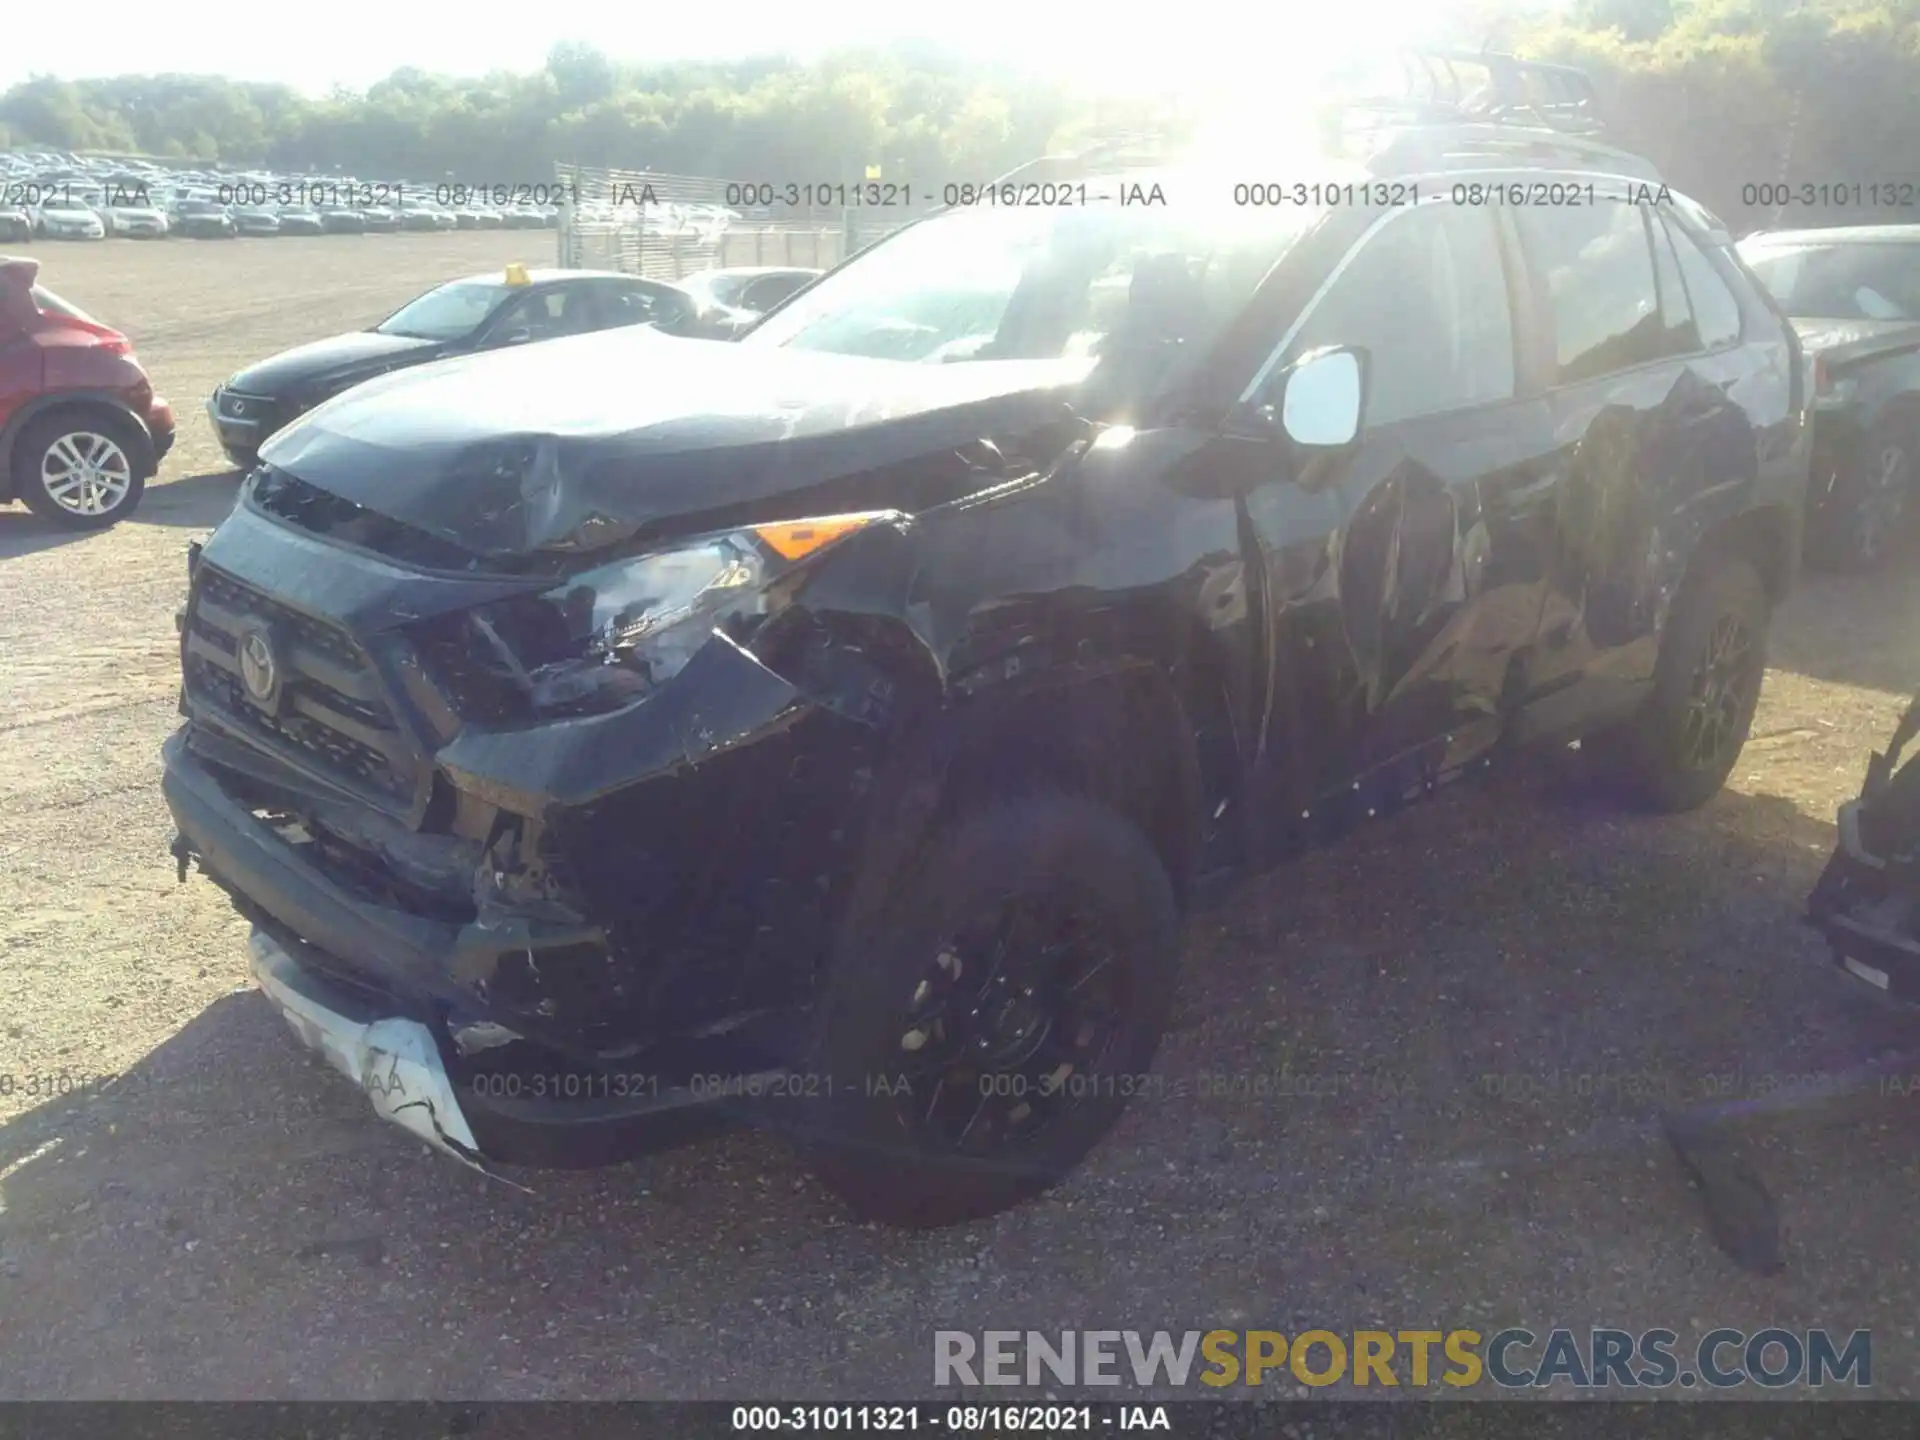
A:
[132,469,244,529]
[0,470,239,563]
[5,761,1920,1397]
[1771,567,1920,696]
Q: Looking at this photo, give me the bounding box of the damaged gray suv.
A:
[163,69,1810,1227]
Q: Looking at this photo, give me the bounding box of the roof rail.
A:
[1368,124,1662,182]
[988,131,1182,189]
[984,49,1621,192]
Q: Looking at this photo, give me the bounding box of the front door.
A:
[1236,195,1561,826]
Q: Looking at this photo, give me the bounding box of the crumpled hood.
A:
[231,330,440,396]
[261,327,1090,557]
[1790,316,1920,367]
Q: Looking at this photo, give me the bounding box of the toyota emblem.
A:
[237,626,282,711]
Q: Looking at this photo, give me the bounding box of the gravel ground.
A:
[3,233,1920,1402]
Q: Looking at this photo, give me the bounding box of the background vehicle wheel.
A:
[14,409,149,530]
[1807,420,1916,572]
[1588,555,1768,813]
[800,792,1180,1228]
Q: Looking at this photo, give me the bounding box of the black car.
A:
[1738,225,1920,570]
[162,55,1810,1229]
[317,205,366,234]
[172,200,236,238]
[207,267,703,468]
[359,206,400,234]
[277,206,326,236]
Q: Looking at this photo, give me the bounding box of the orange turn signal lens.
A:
[752,511,895,561]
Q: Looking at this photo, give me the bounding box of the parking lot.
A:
[3,231,1920,1400]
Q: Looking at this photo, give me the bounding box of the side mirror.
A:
[1273,347,1364,448]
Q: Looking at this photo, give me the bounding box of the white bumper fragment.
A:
[247,927,481,1156]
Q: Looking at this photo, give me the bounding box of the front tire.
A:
[800,792,1180,1228]
[1589,555,1768,813]
[14,409,149,530]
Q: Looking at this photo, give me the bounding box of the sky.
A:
[1,0,1534,94]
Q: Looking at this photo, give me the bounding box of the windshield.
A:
[1741,241,1920,321]
[375,280,510,340]
[741,194,1322,393]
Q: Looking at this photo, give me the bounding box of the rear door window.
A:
[1515,202,1667,384]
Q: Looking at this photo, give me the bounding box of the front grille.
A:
[183,565,419,806]
[251,467,486,572]
[218,389,272,420]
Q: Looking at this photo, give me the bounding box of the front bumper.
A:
[149,399,176,466]
[164,727,787,1166]
[207,388,276,462]
[1808,700,1920,1002]
[1808,798,1920,1002]
[248,925,482,1157]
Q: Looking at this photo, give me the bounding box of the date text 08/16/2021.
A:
[728,1405,1172,1432]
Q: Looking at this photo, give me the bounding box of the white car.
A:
[105,204,170,238]
[33,199,106,239]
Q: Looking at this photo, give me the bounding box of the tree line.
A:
[1,2,1914,230]
[0,44,1174,188]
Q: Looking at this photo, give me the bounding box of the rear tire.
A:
[14,408,150,530]
[1588,555,1768,813]
[1806,419,1916,572]
[800,792,1180,1228]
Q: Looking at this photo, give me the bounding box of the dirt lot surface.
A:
[4,232,1920,1403]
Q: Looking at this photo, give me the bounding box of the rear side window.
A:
[1515,202,1665,384]
[1663,219,1743,348]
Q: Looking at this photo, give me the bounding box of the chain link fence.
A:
[553,164,926,281]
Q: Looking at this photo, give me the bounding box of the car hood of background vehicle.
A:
[229,331,441,396]
[260,326,1089,557]
[1791,316,1920,367]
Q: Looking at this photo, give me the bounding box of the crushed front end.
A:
[1808,693,1920,1002]
[162,472,911,1168]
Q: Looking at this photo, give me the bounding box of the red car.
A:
[0,255,174,529]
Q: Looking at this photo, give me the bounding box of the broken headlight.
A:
[497,512,900,718]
